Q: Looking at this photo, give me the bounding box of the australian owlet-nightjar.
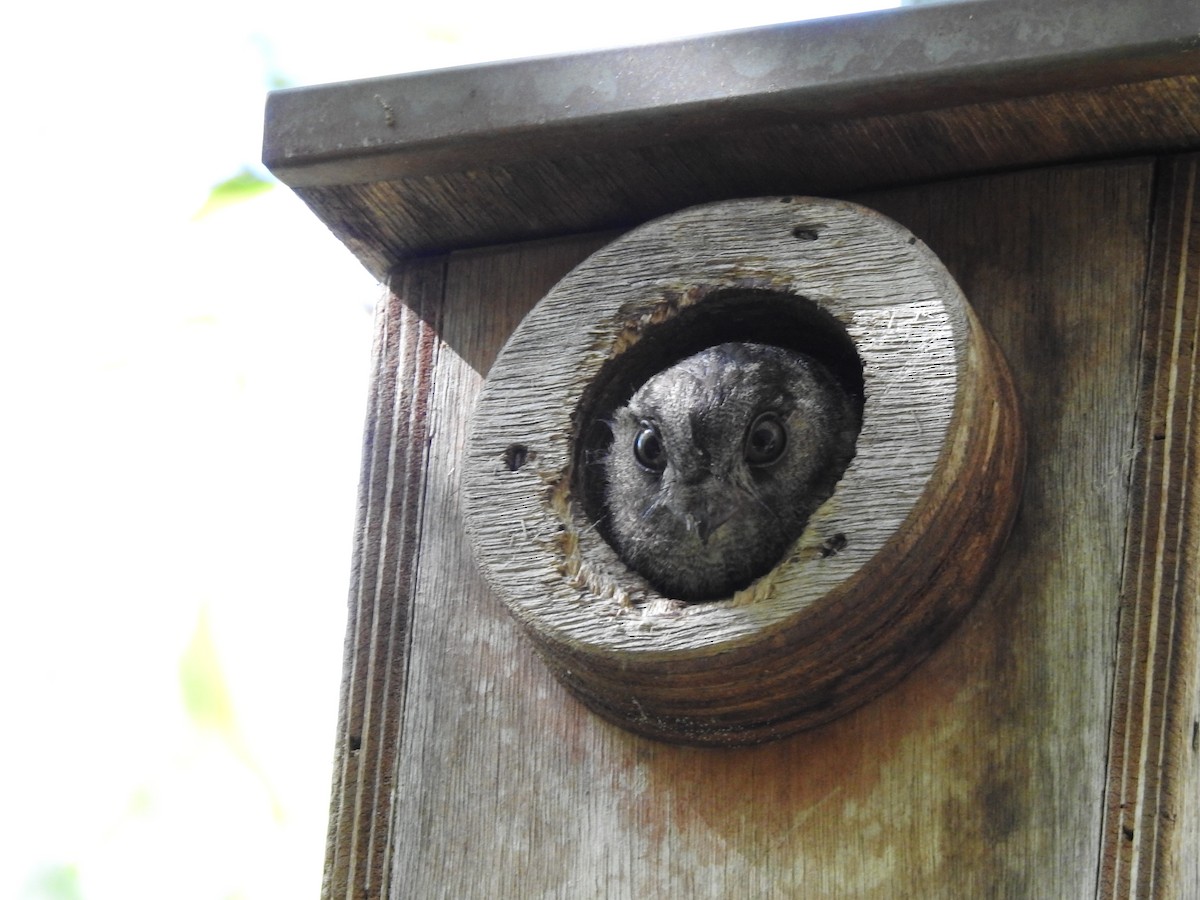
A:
[602,341,859,601]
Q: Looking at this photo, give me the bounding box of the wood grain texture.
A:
[462,197,1023,744]
[321,261,443,900]
[289,76,1200,279]
[1100,154,1200,899]
[349,160,1154,897]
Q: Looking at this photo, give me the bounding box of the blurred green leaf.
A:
[192,168,275,220]
[22,864,83,900]
[177,606,286,821]
[179,605,237,736]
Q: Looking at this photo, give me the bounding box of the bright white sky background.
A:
[1,1,899,897]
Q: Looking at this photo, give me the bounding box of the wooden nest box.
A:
[264,2,1200,896]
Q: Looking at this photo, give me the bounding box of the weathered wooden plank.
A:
[1100,154,1200,899]
[388,236,617,897]
[322,260,444,900]
[263,0,1200,278]
[281,75,1199,279]
[375,161,1152,897]
[859,161,1152,895]
[266,0,1200,191]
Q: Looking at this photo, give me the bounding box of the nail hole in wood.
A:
[820,533,848,557]
[792,226,819,241]
[504,444,529,471]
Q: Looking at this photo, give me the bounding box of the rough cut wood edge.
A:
[463,197,1024,745]
[1100,154,1200,899]
[321,261,444,900]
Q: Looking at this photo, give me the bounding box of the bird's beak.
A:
[694,499,736,544]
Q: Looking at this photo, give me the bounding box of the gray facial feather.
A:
[602,342,858,601]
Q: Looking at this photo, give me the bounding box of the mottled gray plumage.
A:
[602,342,858,601]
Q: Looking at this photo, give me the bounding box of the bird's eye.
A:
[744,412,787,467]
[633,422,667,472]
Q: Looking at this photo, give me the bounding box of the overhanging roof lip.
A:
[262,0,1200,189]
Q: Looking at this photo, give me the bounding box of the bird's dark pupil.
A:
[745,413,786,466]
[634,425,666,471]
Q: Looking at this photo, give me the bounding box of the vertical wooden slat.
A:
[1102,154,1200,899]
[323,259,445,900]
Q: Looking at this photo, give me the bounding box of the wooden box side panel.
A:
[1101,154,1200,899]
[321,261,445,900]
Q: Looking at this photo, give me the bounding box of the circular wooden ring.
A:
[463,197,1024,746]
